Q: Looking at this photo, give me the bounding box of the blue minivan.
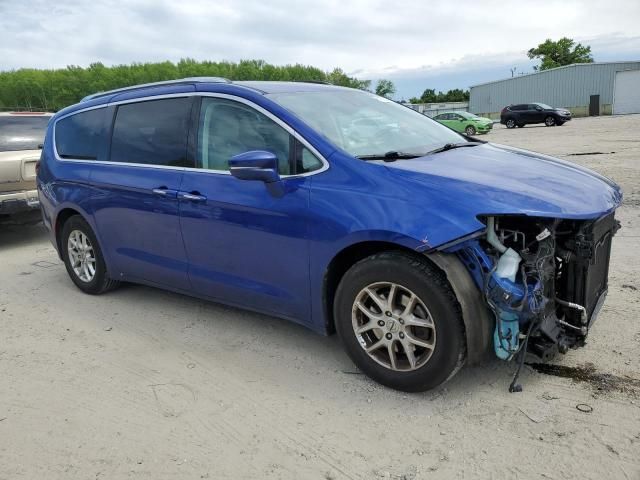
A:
[38,78,622,391]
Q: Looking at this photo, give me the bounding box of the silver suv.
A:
[0,112,52,220]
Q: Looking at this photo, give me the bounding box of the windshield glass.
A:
[537,103,553,110]
[268,90,463,157]
[0,115,50,152]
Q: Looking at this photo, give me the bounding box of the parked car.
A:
[0,112,51,220]
[500,103,571,128]
[433,111,493,135]
[38,79,621,392]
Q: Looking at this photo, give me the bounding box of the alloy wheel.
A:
[352,282,436,372]
[67,230,96,283]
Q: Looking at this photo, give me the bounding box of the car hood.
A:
[384,143,622,221]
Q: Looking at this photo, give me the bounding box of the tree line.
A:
[407,88,469,104]
[0,59,372,111]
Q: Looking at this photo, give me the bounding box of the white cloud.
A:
[1,0,639,94]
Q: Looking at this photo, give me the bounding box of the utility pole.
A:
[510,67,517,77]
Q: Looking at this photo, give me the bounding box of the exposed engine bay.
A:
[451,213,620,391]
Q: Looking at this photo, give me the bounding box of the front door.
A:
[527,104,544,123]
[589,95,600,116]
[91,95,195,290]
[178,96,325,322]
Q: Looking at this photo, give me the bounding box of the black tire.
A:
[544,115,556,126]
[505,118,516,129]
[464,125,476,136]
[334,251,466,392]
[60,215,120,295]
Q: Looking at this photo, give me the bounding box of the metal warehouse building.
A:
[469,61,640,119]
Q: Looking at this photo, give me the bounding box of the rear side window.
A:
[0,115,50,152]
[110,98,192,167]
[55,108,109,160]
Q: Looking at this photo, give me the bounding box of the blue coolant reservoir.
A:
[494,310,520,360]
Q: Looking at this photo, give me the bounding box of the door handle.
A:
[152,187,178,198]
[178,191,207,203]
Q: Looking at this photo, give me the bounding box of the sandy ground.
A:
[1,115,639,480]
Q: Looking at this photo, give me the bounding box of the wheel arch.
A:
[323,241,420,335]
[54,207,84,255]
[322,241,493,365]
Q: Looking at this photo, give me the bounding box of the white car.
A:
[0,112,52,220]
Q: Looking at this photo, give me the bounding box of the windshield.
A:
[537,103,553,110]
[0,115,50,152]
[268,90,463,157]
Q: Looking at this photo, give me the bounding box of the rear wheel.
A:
[464,125,476,136]
[61,215,120,294]
[505,118,516,129]
[334,251,466,392]
[545,116,556,126]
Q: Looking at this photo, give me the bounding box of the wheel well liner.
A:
[425,251,494,364]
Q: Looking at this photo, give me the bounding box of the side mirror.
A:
[229,150,280,183]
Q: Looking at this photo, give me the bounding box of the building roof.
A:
[470,61,640,89]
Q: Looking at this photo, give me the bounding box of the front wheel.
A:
[505,118,516,129]
[545,116,556,126]
[464,125,476,136]
[334,252,466,392]
[61,215,120,295]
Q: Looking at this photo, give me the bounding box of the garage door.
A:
[613,70,640,115]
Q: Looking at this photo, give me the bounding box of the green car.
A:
[433,111,493,135]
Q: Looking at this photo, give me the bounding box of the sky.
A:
[1,0,639,99]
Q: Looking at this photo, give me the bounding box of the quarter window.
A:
[110,98,192,167]
[55,108,109,160]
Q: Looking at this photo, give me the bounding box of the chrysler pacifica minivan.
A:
[38,78,621,392]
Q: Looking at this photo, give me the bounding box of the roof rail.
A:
[296,80,332,85]
[80,77,231,102]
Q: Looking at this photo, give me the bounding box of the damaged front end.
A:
[447,213,620,390]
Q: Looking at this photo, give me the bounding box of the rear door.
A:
[0,114,50,196]
[510,104,526,123]
[436,113,455,130]
[452,113,467,132]
[178,95,325,321]
[90,94,195,289]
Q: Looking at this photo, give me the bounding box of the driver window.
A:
[198,97,291,174]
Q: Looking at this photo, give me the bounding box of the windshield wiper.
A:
[426,141,484,155]
[356,151,424,162]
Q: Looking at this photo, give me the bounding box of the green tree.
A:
[375,79,396,98]
[527,37,593,71]
[0,59,371,111]
[409,88,469,104]
[419,88,437,103]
